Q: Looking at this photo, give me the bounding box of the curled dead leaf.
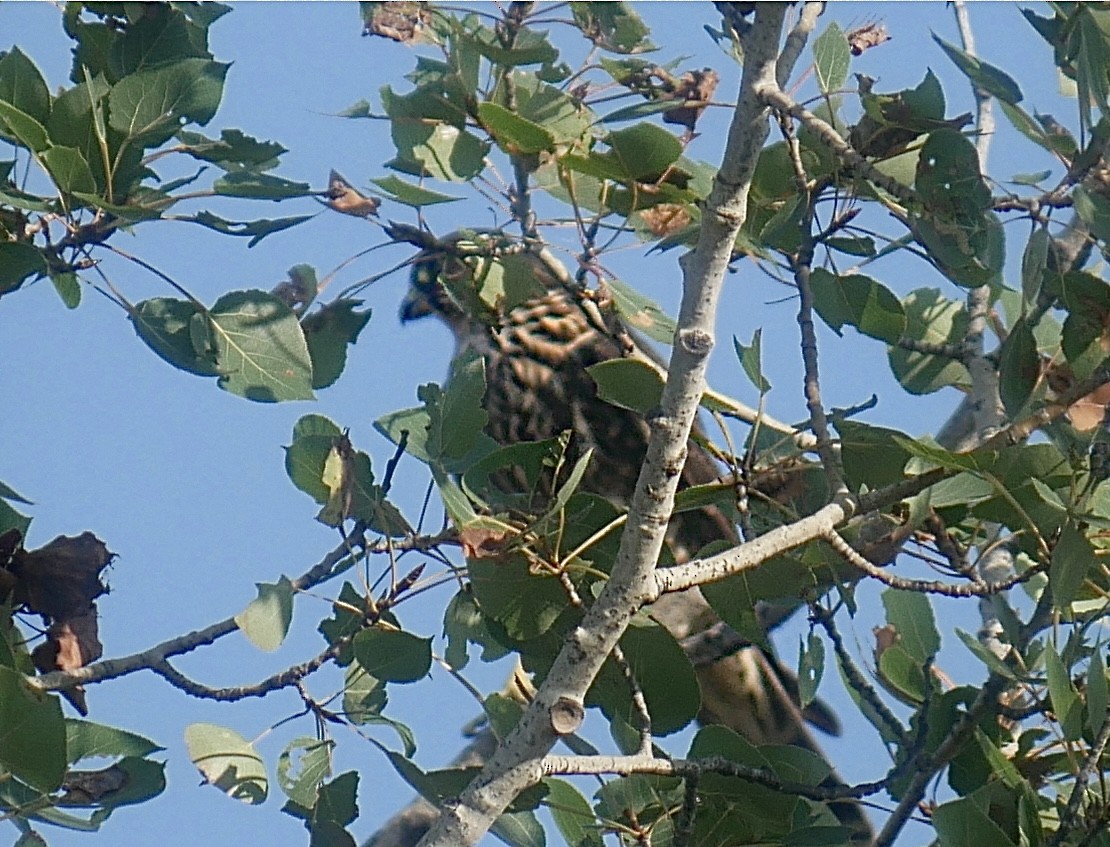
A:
[639,204,692,238]
[458,526,512,560]
[662,68,719,132]
[1045,361,1110,432]
[361,1,431,43]
[32,614,103,715]
[325,170,380,218]
[58,763,131,805]
[9,532,113,715]
[872,624,899,656]
[11,532,112,620]
[846,22,891,56]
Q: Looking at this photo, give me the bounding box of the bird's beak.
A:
[399,289,433,323]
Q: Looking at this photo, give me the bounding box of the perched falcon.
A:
[398,228,868,839]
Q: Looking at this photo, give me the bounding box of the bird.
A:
[397,228,869,839]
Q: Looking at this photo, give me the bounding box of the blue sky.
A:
[0,3,1078,846]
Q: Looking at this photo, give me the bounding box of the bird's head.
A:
[399,229,552,329]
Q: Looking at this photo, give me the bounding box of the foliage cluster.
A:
[2,4,1110,847]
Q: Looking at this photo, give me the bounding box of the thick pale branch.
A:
[412,7,791,846]
[655,361,1110,601]
[655,497,852,598]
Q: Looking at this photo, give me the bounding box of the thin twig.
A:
[822,528,1041,597]
[811,604,908,746]
[30,526,455,693]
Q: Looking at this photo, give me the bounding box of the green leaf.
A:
[1044,645,1083,741]
[687,724,830,839]
[211,172,314,200]
[493,810,545,847]
[734,329,771,393]
[277,737,334,809]
[235,576,295,652]
[600,98,680,125]
[314,771,360,827]
[760,193,806,253]
[834,419,914,489]
[953,629,1017,681]
[352,628,432,683]
[998,101,1054,153]
[813,23,850,95]
[589,616,700,736]
[797,632,825,711]
[66,719,163,762]
[1071,7,1110,132]
[478,102,554,155]
[997,318,1039,415]
[506,74,593,147]
[206,289,315,402]
[824,235,876,257]
[129,297,220,376]
[182,211,313,247]
[375,405,433,464]
[0,100,49,152]
[423,351,489,464]
[0,242,47,295]
[888,288,971,395]
[483,693,525,742]
[50,271,81,309]
[606,123,683,181]
[183,723,267,803]
[595,775,683,844]
[176,128,286,169]
[587,358,663,415]
[1049,522,1094,611]
[809,268,906,344]
[342,664,386,722]
[0,47,51,125]
[1058,270,1110,379]
[878,641,927,704]
[302,299,372,390]
[443,590,480,671]
[1021,227,1049,309]
[0,667,66,792]
[933,796,1018,847]
[370,175,462,207]
[395,119,490,182]
[914,130,997,286]
[108,58,229,145]
[607,276,676,343]
[1087,654,1108,739]
[40,145,97,196]
[882,589,941,661]
[284,770,360,838]
[544,778,604,847]
[462,24,558,68]
[1073,183,1110,246]
[469,551,569,641]
[1010,170,1053,186]
[932,35,1023,105]
[570,3,655,54]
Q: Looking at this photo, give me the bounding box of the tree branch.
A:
[29,526,451,694]
[413,7,792,846]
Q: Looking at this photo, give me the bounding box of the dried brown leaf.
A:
[846,22,891,56]
[325,170,380,218]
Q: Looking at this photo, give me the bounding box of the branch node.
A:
[549,696,585,736]
[677,327,714,356]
